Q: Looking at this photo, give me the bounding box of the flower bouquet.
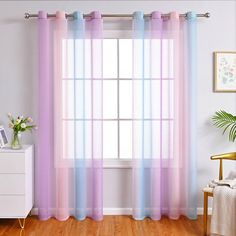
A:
[8,113,37,149]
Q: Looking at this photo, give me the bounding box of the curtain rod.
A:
[24,12,210,19]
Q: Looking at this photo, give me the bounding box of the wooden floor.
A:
[0,215,209,236]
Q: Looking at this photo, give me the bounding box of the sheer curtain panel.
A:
[37,10,103,221]
[132,11,197,220]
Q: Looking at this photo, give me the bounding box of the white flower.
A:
[21,123,26,129]
[20,115,24,120]
[27,117,33,122]
[7,113,12,118]
[9,123,14,129]
[15,119,21,125]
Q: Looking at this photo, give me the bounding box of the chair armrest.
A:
[210,152,236,180]
[211,152,236,161]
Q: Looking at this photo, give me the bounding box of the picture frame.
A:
[0,126,8,148]
[214,51,236,92]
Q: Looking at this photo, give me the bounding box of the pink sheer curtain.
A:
[37,10,103,221]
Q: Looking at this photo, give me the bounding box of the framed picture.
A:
[214,51,236,92]
[0,126,8,148]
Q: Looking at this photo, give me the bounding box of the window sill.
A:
[103,159,178,169]
[103,160,132,169]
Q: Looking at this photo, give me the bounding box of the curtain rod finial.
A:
[25,13,30,19]
[205,12,210,18]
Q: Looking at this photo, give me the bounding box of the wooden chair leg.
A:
[203,192,208,235]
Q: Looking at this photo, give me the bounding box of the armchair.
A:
[202,152,236,235]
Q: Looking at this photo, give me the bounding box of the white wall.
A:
[0,1,235,212]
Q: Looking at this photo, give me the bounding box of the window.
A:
[103,39,133,160]
[62,34,174,165]
[61,38,134,161]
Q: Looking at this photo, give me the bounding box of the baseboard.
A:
[103,208,132,215]
[31,207,212,216]
[104,207,212,215]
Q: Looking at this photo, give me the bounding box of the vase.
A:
[11,132,22,149]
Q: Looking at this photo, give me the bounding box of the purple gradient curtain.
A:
[37,10,103,221]
[132,11,197,220]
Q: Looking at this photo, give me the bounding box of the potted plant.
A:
[212,110,236,142]
[8,113,37,149]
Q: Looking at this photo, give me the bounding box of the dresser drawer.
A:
[0,196,26,218]
[0,174,25,194]
[0,145,33,218]
[0,153,25,173]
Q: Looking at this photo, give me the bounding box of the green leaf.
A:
[212,110,236,142]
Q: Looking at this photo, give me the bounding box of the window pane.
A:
[144,39,150,79]
[62,80,74,119]
[119,80,132,119]
[92,80,103,119]
[74,39,84,79]
[103,80,117,119]
[63,120,74,159]
[150,39,161,78]
[151,120,160,159]
[103,39,117,78]
[75,80,86,119]
[75,121,86,159]
[62,39,74,79]
[85,39,91,78]
[151,80,160,119]
[150,80,174,119]
[162,120,174,159]
[103,121,118,159]
[84,120,92,159]
[120,121,132,159]
[92,39,103,79]
[162,39,174,78]
[133,39,143,79]
[162,80,174,119]
[84,80,92,119]
[132,80,142,119]
[119,39,132,78]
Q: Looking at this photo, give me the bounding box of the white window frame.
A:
[103,30,176,168]
[103,30,132,168]
[61,30,175,168]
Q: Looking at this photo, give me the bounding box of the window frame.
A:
[103,30,133,167]
[61,30,176,168]
[103,30,176,168]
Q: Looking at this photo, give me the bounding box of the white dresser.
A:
[0,145,33,221]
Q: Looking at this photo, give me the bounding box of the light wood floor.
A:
[0,215,209,236]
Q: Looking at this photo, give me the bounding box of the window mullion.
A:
[117,39,120,160]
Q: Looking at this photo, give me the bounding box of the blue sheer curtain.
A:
[132,11,198,220]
